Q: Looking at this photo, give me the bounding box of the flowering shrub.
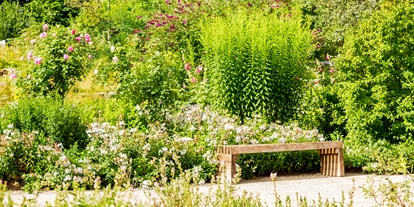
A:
[16,25,94,98]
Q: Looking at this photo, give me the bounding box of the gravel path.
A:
[4,173,412,207]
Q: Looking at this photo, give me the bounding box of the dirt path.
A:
[4,173,412,207]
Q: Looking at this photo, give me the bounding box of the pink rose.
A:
[64,54,69,60]
[27,51,33,60]
[68,46,74,52]
[30,39,36,45]
[34,57,42,65]
[43,24,48,30]
[88,54,92,59]
[184,63,191,70]
[113,56,119,62]
[71,29,76,34]
[196,65,203,74]
[40,32,47,38]
[76,36,81,42]
[9,73,17,80]
[84,34,91,42]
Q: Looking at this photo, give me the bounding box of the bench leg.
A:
[318,148,344,177]
[218,154,239,184]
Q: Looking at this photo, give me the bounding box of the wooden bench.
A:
[216,141,344,183]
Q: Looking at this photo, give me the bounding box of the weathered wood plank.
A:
[216,141,343,155]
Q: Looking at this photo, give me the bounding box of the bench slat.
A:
[217,141,343,155]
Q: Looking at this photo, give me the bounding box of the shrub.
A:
[0,1,34,40]
[200,6,314,123]
[0,97,88,149]
[333,1,414,144]
[16,24,94,98]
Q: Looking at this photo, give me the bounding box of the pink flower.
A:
[330,67,335,74]
[137,16,142,19]
[9,73,17,80]
[27,51,33,60]
[113,56,119,62]
[30,39,36,45]
[325,54,330,60]
[88,54,92,59]
[315,79,319,85]
[53,33,57,37]
[34,57,42,65]
[84,34,91,42]
[43,24,48,30]
[76,36,81,42]
[182,19,187,24]
[40,32,47,38]
[71,29,76,34]
[68,46,74,52]
[64,54,69,60]
[166,0,171,4]
[191,77,196,83]
[317,67,323,72]
[184,63,191,70]
[196,65,203,74]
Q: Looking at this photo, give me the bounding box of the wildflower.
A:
[27,52,33,60]
[165,0,171,4]
[84,34,91,42]
[137,16,142,19]
[325,54,330,60]
[30,39,36,45]
[71,29,76,34]
[184,63,191,70]
[68,46,74,52]
[112,56,119,62]
[270,172,277,181]
[316,44,321,48]
[111,46,115,52]
[329,67,335,74]
[39,32,47,38]
[43,24,48,30]
[88,54,92,59]
[317,67,323,72]
[182,19,187,24]
[20,56,24,61]
[166,14,174,19]
[34,57,42,65]
[196,65,203,74]
[315,79,319,85]
[63,54,69,60]
[76,36,81,42]
[191,77,196,83]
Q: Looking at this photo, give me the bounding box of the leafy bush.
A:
[0,1,34,40]
[200,6,314,123]
[333,1,414,143]
[25,0,79,27]
[16,24,94,98]
[0,97,88,149]
[299,0,380,57]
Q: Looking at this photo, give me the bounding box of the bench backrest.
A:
[216,141,343,155]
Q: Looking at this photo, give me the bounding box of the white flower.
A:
[110,46,115,52]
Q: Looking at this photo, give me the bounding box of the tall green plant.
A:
[334,1,414,143]
[200,7,314,122]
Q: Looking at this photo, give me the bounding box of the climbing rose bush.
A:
[17,25,94,98]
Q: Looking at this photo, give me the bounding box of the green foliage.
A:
[25,0,79,27]
[334,1,414,143]
[200,6,314,122]
[16,25,94,98]
[0,97,88,149]
[0,1,34,40]
[299,0,380,57]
